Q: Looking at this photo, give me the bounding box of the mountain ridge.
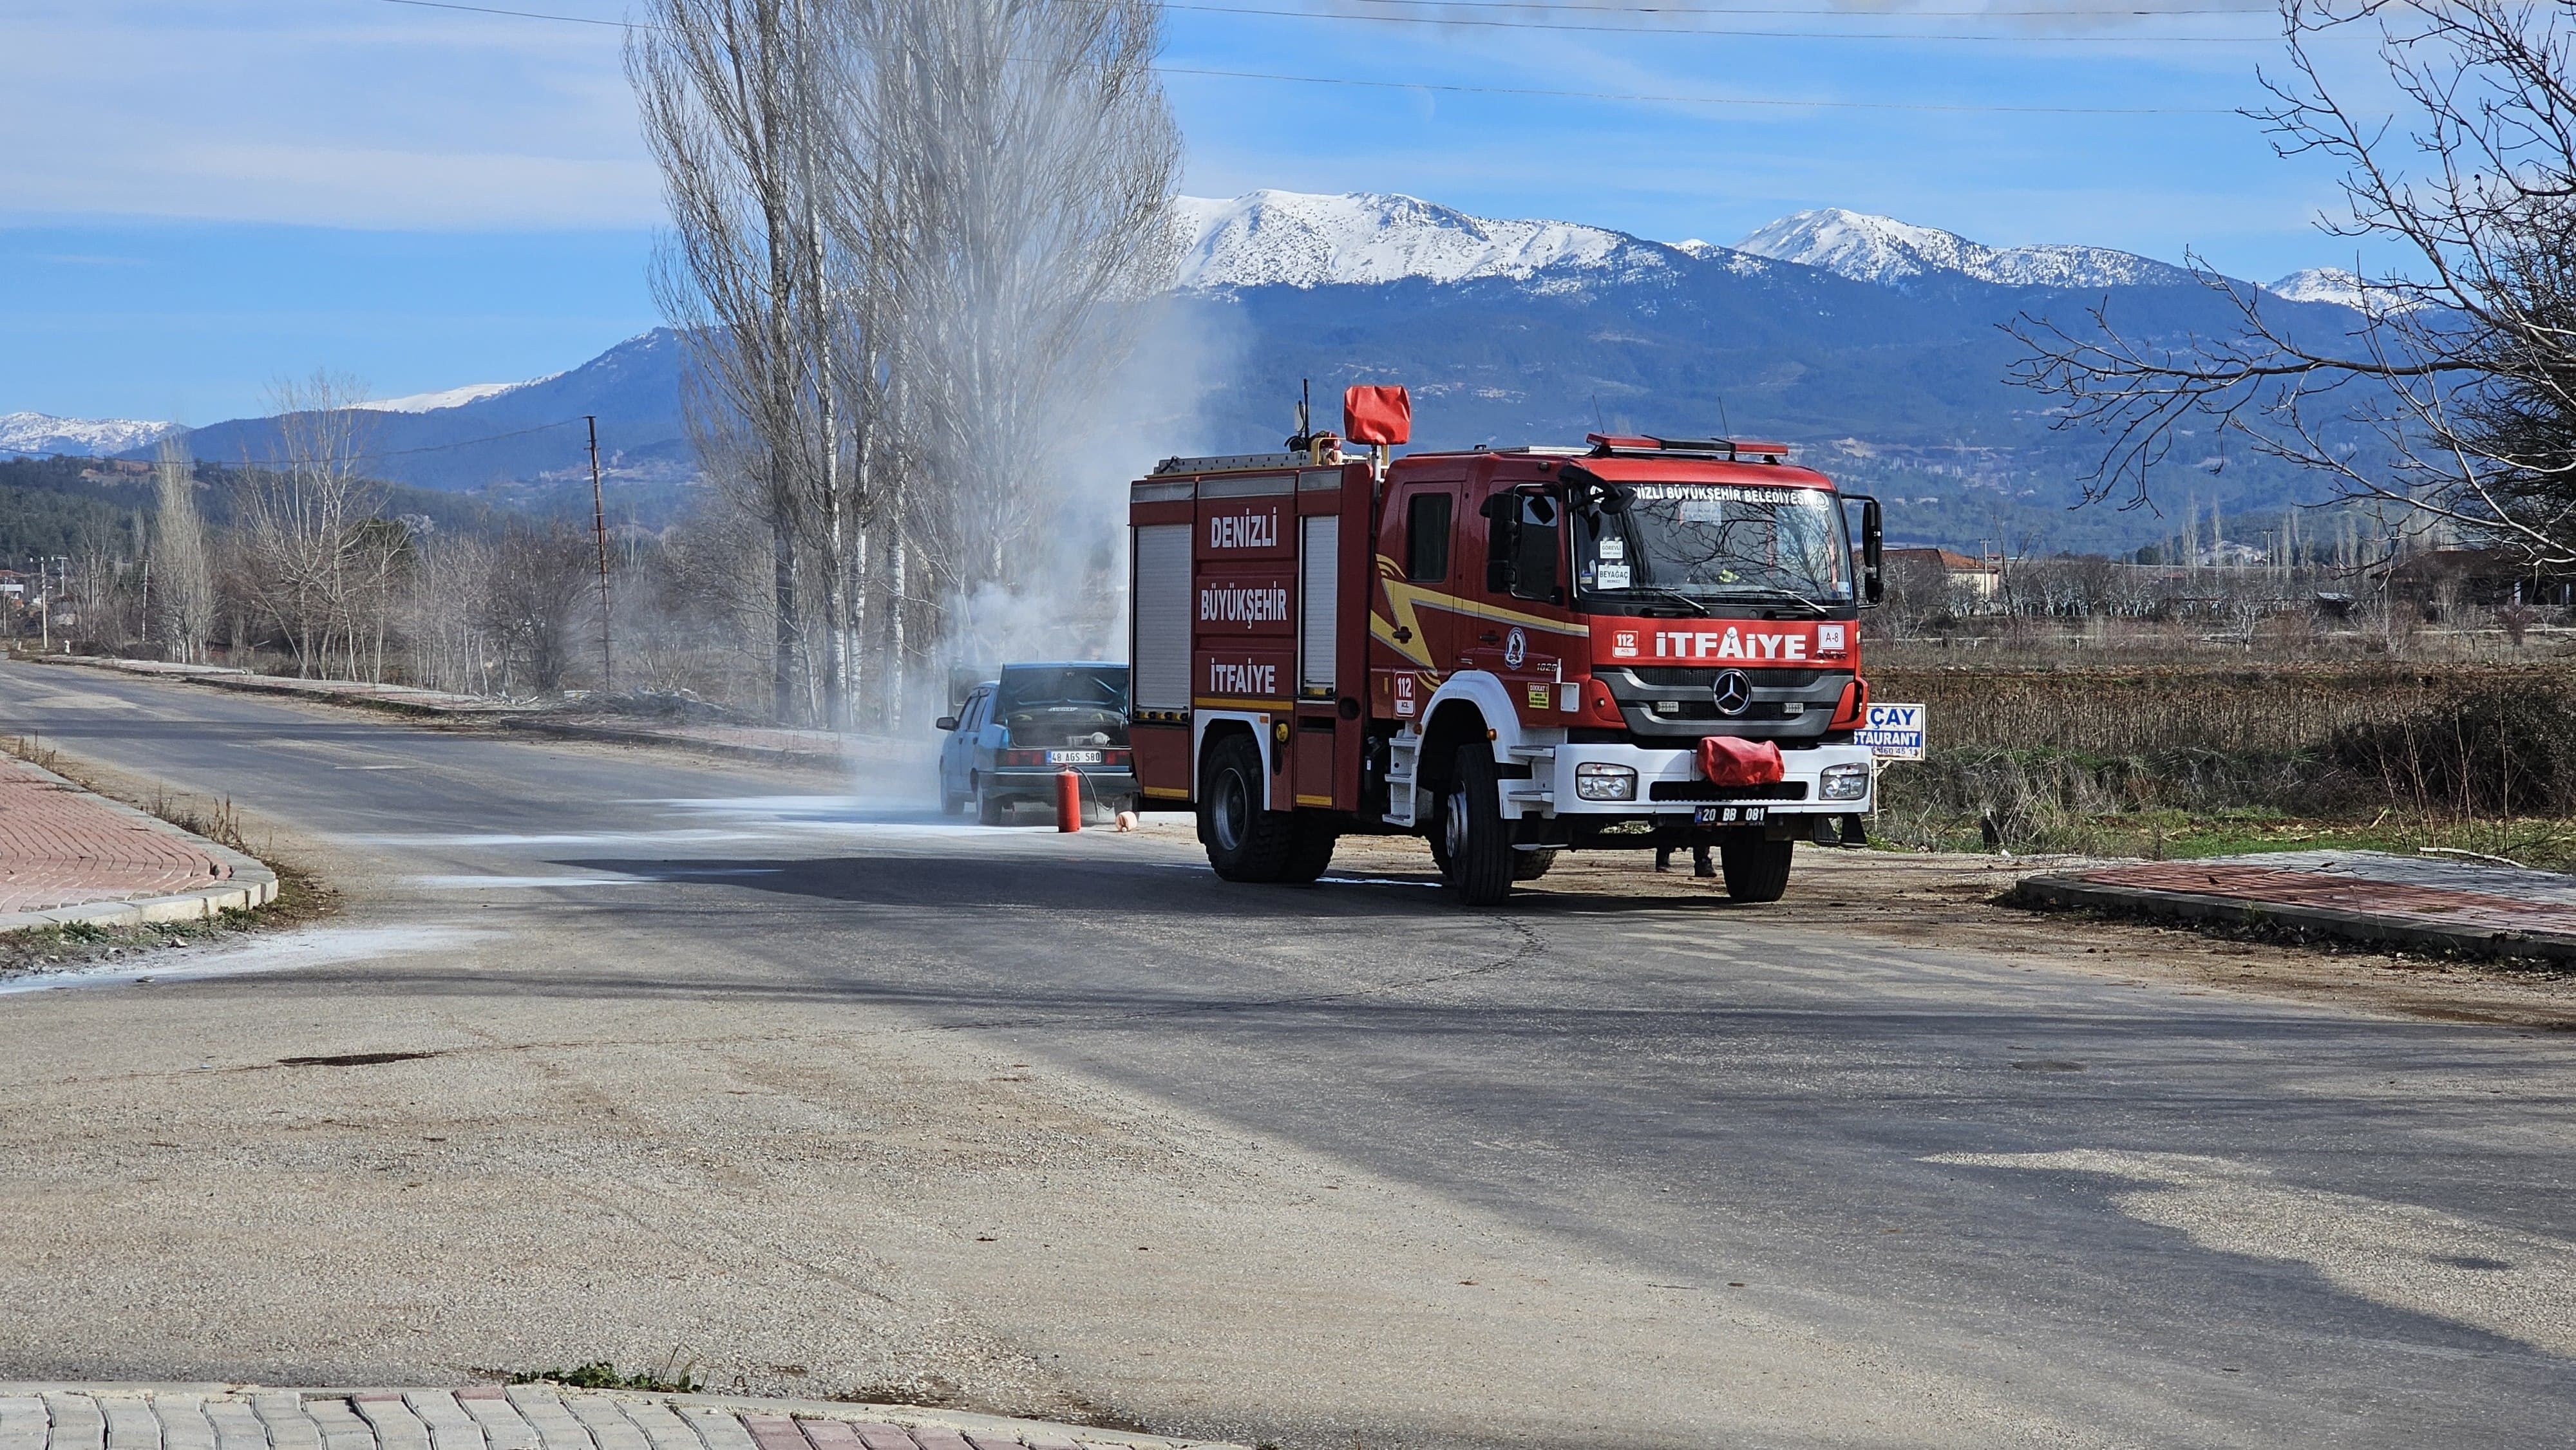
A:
[14,190,2372,553]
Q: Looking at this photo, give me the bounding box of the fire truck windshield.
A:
[1573,482,1852,611]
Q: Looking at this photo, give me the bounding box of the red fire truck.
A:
[1125,384,1883,906]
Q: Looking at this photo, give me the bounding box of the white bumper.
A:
[1504,739,1875,818]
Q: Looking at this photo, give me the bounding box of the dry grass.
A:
[1869,663,2570,755]
[1866,663,2576,869]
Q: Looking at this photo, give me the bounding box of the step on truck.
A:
[1124,384,1884,906]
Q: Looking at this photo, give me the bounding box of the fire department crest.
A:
[1502,627,1528,669]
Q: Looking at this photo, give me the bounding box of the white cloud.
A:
[0,1,658,229]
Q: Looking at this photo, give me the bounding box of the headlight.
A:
[1819,761,1871,800]
[1575,763,1638,802]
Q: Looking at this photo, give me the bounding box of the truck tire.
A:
[1201,733,1300,881]
[976,778,1007,827]
[1280,818,1338,883]
[1438,744,1513,907]
[1721,838,1794,902]
[1510,847,1558,881]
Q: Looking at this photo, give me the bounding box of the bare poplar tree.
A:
[632,0,1180,730]
[875,0,1182,618]
[2012,0,2576,568]
[240,372,378,677]
[152,437,215,663]
[631,0,843,723]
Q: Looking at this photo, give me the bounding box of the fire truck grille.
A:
[1624,667,1829,689]
[1647,781,1812,802]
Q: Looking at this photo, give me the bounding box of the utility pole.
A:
[586,415,613,693]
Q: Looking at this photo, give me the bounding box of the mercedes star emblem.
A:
[1710,669,1754,717]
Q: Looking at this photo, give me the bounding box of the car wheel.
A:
[1199,733,1298,881]
[1720,838,1794,902]
[976,777,1007,826]
[1438,743,1513,907]
[1510,847,1558,881]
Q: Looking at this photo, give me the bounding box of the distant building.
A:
[1884,546,2002,600]
[2389,547,2566,607]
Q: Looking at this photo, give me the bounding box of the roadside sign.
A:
[1855,702,1927,760]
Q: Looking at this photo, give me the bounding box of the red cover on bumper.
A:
[1698,735,1785,787]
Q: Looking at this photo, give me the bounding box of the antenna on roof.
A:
[1285,377,1314,452]
[1714,393,1732,440]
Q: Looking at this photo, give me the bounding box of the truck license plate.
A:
[1046,749,1104,765]
[1694,805,1766,825]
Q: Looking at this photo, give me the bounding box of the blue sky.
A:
[2,0,2392,422]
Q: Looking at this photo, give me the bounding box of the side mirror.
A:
[936,715,959,732]
[1850,494,1885,607]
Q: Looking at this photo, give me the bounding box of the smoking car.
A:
[936,661,1138,824]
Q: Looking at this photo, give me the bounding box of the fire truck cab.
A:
[1125,386,1884,906]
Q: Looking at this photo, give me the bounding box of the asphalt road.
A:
[1,661,2570,1449]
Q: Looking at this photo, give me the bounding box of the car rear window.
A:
[996,666,1129,715]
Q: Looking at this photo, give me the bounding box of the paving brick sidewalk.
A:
[0,757,233,915]
[0,1388,1237,1450]
[2013,849,2576,963]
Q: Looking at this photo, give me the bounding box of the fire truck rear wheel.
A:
[1439,744,1513,907]
[1510,847,1558,881]
[1720,838,1794,902]
[1200,733,1300,881]
[1280,817,1338,883]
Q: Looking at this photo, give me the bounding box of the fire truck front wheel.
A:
[1437,744,1514,907]
[1720,838,1795,903]
[1200,732,1301,881]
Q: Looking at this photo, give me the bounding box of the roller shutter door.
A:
[1132,523,1192,710]
[1300,516,1338,695]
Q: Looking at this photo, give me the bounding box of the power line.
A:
[1156,62,2239,110]
[1179,2,2274,39]
[1349,0,2278,13]
[200,419,589,466]
[373,0,2251,110]
[377,0,2278,41]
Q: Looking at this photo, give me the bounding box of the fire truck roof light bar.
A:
[1586,433,1791,462]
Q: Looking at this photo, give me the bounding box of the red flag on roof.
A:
[1343,385,1411,446]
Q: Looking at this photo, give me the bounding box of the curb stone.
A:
[2008,870,2576,966]
[0,1390,1245,1450]
[0,757,278,935]
[23,655,895,773]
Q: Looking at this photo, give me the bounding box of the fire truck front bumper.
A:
[1505,740,1876,823]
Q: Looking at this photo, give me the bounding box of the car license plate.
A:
[1694,805,1766,825]
[1046,749,1104,765]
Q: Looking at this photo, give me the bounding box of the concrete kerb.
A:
[2008,872,2576,965]
[0,755,278,936]
[25,655,531,720]
[21,655,880,773]
[0,1388,1249,1450]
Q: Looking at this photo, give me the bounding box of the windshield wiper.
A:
[1706,585,1830,617]
[1588,585,1710,616]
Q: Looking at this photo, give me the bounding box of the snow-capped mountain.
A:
[356,381,529,413]
[1734,207,2197,290]
[2267,267,2368,308]
[0,411,181,459]
[1177,189,1687,289]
